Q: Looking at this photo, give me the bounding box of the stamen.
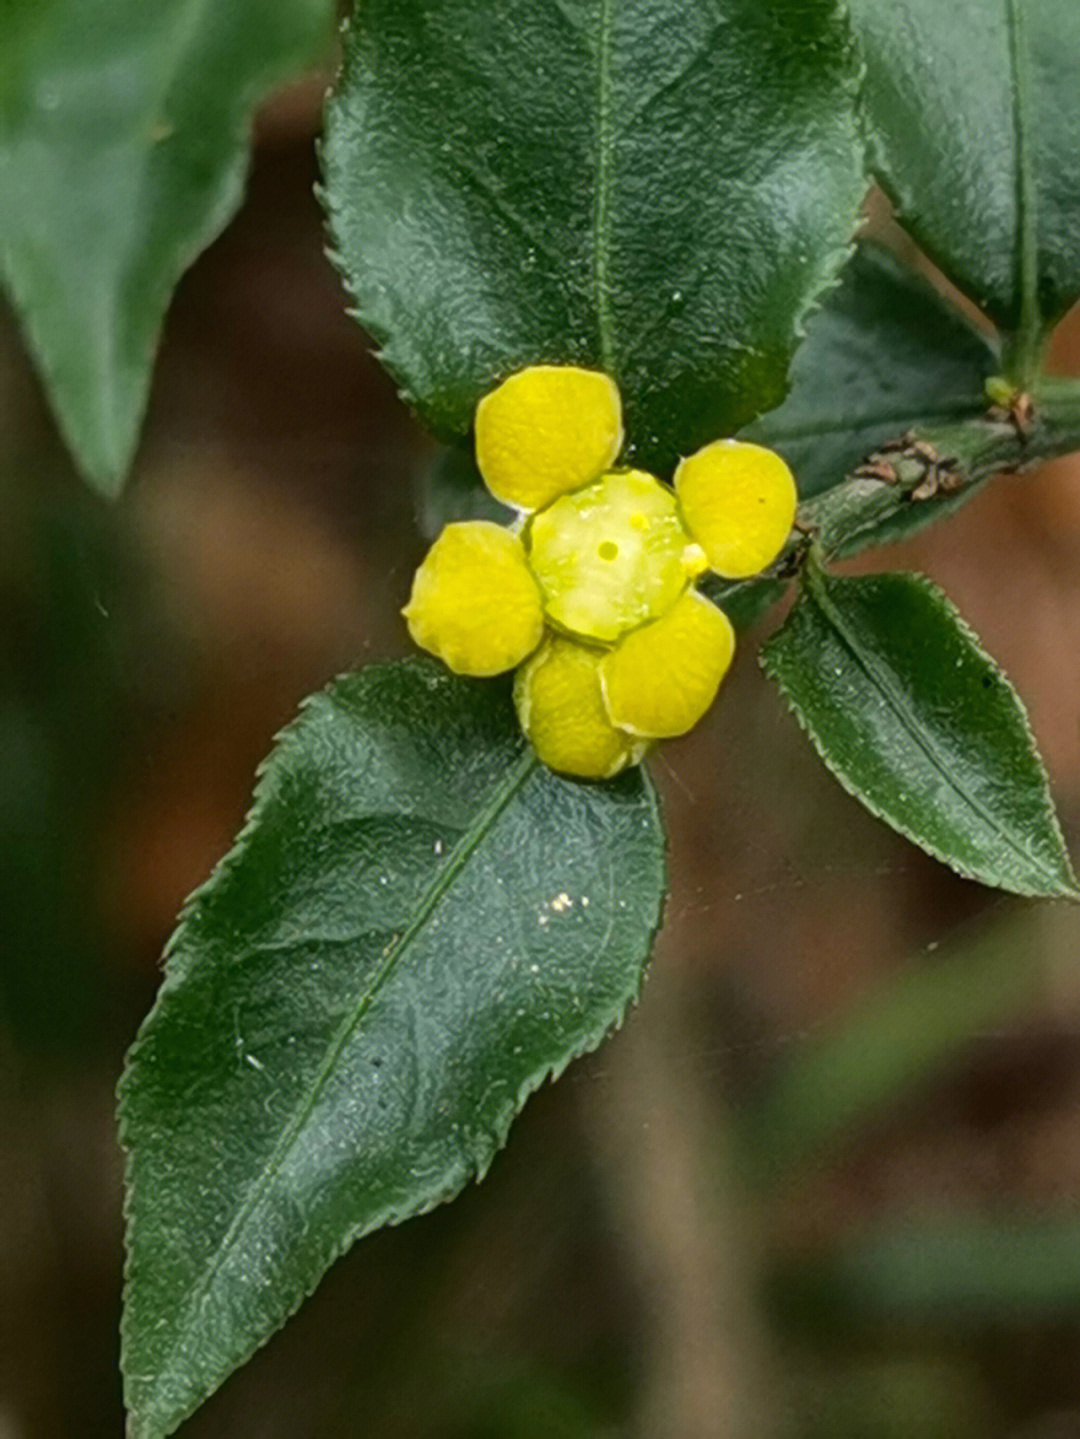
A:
[681,542,709,578]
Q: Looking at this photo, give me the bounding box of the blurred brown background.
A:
[3,79,1080,1439]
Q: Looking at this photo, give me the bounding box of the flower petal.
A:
[514,634,649,780]
[600,590,735,738]
[675,440,797,578]
[476,366,623,511]
[403,521,543,676]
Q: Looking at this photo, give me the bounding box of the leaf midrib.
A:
[754,400,987,444]
[1006,0,1041,362]
[592,0,615,373]
[807,571,1060,889]
[142,743,540,1416]
[99,0,218,415]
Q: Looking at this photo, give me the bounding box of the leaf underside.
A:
[414,444,513,541]
[746,244,998,499]
[848,0,1080,340]
[321,0,866,474]
[0,0,334,495]
[119,658,666,1439]
[761,568,1076,897]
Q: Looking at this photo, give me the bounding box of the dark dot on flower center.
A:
[598,541,619,561]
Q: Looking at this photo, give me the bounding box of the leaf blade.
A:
[0,0,334,495]
[760,568,1076,897]
[321,0,866,473]
[119,658,665,1438]
[415,445,514,541]
[848,0,1080,347]
[745,244,998,499]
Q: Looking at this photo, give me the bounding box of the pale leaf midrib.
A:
[592,0,615,373]
[754,400,985,444]
[1005,0,1041,355]
[808,575,1057,888]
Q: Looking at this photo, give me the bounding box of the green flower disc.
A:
[526,470,693,643]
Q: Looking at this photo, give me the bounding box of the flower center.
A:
[525,470,690,643]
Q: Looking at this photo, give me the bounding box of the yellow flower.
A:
[404,364,796,780]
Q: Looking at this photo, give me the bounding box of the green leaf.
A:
[704,574,791,633]
[321,0,865,475]
[0,0,334,497]
[741,912,1044,1183]
[119,658,665,1439]
[415,445,513,542]
[760,567,1077,897]
[848,0,1080,375]
[745,244,998,499]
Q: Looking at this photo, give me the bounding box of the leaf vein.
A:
[754,402,987,444]
[443,152,570,279]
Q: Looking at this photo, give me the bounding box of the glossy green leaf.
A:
[119,658,665,1439]
[0,0,334,496]
[760,567,1076,897]
[422,247,990,553]
[415,445,512,542]
[746,245,998,499]
[705,574,790,633]
[321,0,865,475]
[848,0,1080,373]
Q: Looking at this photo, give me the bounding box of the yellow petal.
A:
[514,634,649,780]
[600,590,735,738]
[403,521,543,676]
[526,469,689,643]
[675,440,797,579]
[476,365,623,511]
